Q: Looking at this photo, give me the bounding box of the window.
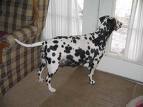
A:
[110,0,133,55]
[43,0,84,40]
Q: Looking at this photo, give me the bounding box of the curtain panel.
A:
[125,0,143,65]
[42,0,83,40]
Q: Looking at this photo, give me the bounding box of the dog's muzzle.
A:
[115,20,122,31]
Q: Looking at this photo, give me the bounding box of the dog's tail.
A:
[14,39,43,48]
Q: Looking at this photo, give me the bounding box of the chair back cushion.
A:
[0,0,33,33]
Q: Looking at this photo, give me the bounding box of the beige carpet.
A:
[0,67,143,107]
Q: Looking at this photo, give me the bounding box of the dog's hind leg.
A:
[46,63,59,93]
[38,61,46,82]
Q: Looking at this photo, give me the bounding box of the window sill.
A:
[105,52,143,66]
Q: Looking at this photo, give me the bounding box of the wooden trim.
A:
[0,42,9,64]
[0,42,9,49]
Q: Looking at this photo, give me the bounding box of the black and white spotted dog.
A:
[15,15,122,92]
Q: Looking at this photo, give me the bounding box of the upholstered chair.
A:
[0,0,49,95]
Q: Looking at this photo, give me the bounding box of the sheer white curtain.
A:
[42,0,83,40]
[125,0,143,65]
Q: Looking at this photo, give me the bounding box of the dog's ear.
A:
[99,15,109,23]
[113,18,117,30]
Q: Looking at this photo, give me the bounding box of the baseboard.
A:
[97,56,143,83]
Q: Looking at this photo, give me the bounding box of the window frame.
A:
[106,0,133,59]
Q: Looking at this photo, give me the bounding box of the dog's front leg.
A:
[88,70,96,85]
[88,64,97,85]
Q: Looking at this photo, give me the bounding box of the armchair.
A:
[0,0,49,95]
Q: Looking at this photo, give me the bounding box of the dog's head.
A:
[99,15,122,31]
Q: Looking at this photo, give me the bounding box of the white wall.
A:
[82,0,100,34]
[83,0,143,82]
[82,0,115,33]
[98,0,115,17]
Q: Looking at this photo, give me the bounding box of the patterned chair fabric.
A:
[0,0,49,96]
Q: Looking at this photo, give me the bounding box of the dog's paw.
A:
[38,78,44,83]
[49,87,56,93]
[90,80,96,85]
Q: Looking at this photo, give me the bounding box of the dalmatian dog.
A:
[15,15,122,93]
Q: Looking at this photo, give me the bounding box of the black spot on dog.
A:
[88,56,93,60]
[97,60,100,64]
[44,45,47,52]
[75,36,80,40]
[47,48,50,52]
[91,49,95,53]
[75,48,86,60]
[57,52,62,60]
[66,55,73,60]
[92,36,107,50]
[52,52,56,56]
[73,39,76,43]
[90,49,99,58]
[54,36,68,39]
[52,60,55,63]
[48,80,51,83]
[92,39,99,46]
[85,57,89,61]
[84,36,87,40]
[64,45,72,53]
[45,41,47,44]
[65,55,79,66]
[46,79,48,82]
[90,32,95,36]
[39,63,46,71]
[88,62,95,71]
[48,73,53,78]
[63,42,66,45]
[86,50,90,55]
[44,45,48,56]
[53,40,58,44]
[46,57,51,64]
[88,46,90,50]
[93,49,99,58]
[49,45,58,51]
[61,45,64,48]
[99,53,104,59]
[78,59,86,64]
[89,37,92,41]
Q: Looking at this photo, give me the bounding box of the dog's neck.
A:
[91,23,114,50]
[95,22,114,40]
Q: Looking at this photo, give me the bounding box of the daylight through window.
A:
[110,0,133,55]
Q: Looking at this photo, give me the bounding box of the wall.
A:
[82,0,115,34]
[82,0,100,34]
[83,0,143,82]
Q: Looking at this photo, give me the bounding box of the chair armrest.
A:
[5,25,38,48]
